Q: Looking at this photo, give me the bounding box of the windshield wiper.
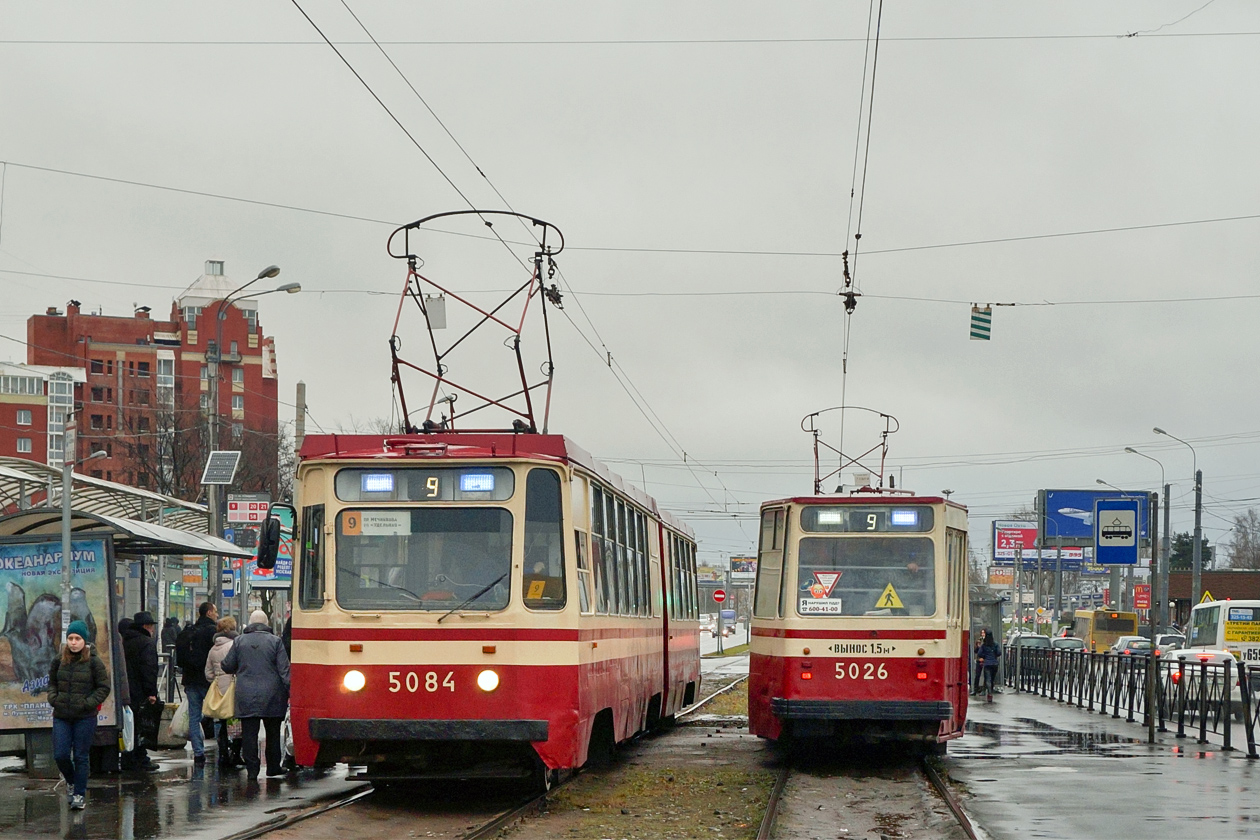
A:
[438,573,508,623]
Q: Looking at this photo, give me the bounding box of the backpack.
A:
[174,623,198,670]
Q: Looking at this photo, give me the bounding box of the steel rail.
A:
[217,785,374,840]
[754,765,791,840]
[463,787,556,840]
[677,674,750,718]
[921,759,979,840]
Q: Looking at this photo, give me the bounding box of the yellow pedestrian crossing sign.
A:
[877,583,904,610]
[1200,590,1215,604]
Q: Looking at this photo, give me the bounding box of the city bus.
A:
[1072,608,1139,652]
[1189,600,1260,664]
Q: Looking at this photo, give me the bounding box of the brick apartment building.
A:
[19,260,281,495]
[0,361,85,467]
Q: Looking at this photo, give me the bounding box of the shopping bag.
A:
[119,706,135,753]
[204,677,236,720]
[138,699,162,747]
[169,696,189,739]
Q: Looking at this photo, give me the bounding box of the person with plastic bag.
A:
[222,610,290,781]
[174,601,218,765]
[47,620,110,811]
[204,616,244,769]
[121,612,161,771]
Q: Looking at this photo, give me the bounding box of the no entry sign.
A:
[713,589,727,603]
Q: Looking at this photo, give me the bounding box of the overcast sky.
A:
[2,1,1258,564]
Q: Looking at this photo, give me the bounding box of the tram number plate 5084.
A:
[835,662,888,680]
[388,670,456,693]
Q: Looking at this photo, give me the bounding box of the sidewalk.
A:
[948,690,1260,840]
[0,744,363,840]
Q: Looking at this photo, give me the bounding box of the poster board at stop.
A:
[1134,584,1151,610]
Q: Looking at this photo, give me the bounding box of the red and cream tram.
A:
[748,494,969,749]
[277,432,700,785]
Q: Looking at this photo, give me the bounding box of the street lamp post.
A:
[59,415,108,642]
[1154,427,1202,616]
[1125,447,1171,630]
[207,266,295,610]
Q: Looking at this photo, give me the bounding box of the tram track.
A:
[754,755,980,840]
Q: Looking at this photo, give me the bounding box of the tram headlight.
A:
[343,670,367,692]
[477,669,500,692]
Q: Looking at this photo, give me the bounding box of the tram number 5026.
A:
[388,670,456,693]
[835,662,888,680]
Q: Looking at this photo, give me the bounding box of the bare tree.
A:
[1228,509,1260,570]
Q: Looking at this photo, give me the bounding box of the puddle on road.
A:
[955,716,1149,759]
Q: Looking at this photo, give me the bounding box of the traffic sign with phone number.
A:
[713,589,726,603]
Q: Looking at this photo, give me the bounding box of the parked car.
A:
[1009,633,1052,649]
[1162,648,1254,721]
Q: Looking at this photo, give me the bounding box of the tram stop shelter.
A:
[0,502,251,775]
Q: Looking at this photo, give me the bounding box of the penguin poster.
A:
[0,538,115,730]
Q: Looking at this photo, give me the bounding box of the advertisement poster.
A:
[730,557,757,582]
[245,505,295,589]
[0,538,116,731]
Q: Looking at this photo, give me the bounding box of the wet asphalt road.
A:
[950,690,1260,839]
[0,750,362,840]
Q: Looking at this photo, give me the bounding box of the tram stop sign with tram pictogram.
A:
[1094,497,1139,565]
[713,589,726,603]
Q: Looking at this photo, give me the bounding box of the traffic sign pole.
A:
[713,589,727,655]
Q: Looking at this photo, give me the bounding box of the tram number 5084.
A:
[388,670,456,693]
[835,662,888,680]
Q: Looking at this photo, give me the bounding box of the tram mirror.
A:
[257,502,297,570]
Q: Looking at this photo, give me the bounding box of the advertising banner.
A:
[993,520,1038,559]
[729,557,757,582]
[1042,489,1149,541]
[988,568,1014,588]
[1134,584,1151,610]
[0,538,116,731]
[245,505,295,590]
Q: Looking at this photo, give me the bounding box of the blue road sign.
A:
[1094,498,1140,565]
[1043,489,1149,540]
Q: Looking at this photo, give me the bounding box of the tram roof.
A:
[760,494,967,511]
[298,433,695,539]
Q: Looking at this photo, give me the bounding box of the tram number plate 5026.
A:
[835,662,888,680]
[388,670,455,693]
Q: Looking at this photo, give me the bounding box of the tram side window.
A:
[664,534,676,619]
[523,468,566,610]
[299,504,325,609]
[575,529,592,614]
[640,514,653,617]
[946,528,966,622]
[754,509,784,619]
[614,498,628,615]
[591,485,608,614]
[688,540,699,619]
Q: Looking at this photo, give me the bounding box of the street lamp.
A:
[1154,426,1203,612]
[1126,447,1171,629]
[207,265,296,610]
[60,442,109,642]
[941,489,954,499]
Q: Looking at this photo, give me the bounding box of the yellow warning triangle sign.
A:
[877,583,904,609]
[1200,590,1215,604]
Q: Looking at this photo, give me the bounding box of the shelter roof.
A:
[0,456,209,533]
[0,509,251,557]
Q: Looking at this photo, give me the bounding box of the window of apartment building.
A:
[200,365,208,381]
[231,395,244,411]
[137,361,150,378]
[90,470,103,479]
[131,389,150,406]
[107,415,113,431]
[16,409,31,426]
[0,376,40,395]
[16,438,31,454]
[90,359,104,374]
[246,310,258,332]
[137,443,149,458]
[230,341,239,357]
[199,393,209,411]
[137,417,150,433]
[104,442,113,457]
[90,414,104,430]
[91,387,104,402]
[231,367,244,384]
[127,361,135,377]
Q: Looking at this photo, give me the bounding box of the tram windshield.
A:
[334,508,513,611]
[796,537,936,617]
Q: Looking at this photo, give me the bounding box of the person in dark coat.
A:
[175,601,218,764]
[121,612,161,771]
[222,609,290,780]
[47,620,110,811]
[161,617,180,653]
[978,630,1002,701]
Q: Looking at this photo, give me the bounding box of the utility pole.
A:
[1161,483,1171,629]
[207,320,222,611]
[295,381,307,453]
[1192,469,1203,608]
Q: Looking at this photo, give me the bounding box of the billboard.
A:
[0,538,117,731]
[993,520,1038,559]
[1041,490,1149,541]
[730,557,756,582]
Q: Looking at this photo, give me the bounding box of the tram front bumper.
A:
[309,718,549,742]
[771,699,953,721]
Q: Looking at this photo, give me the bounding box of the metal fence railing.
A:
[1000,646,1259,759]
